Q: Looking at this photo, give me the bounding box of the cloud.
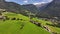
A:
[43,0,53,2]
[5,0,53,5]
[23,0,28,3]
[33,0,53,5]
[33,2,47,5]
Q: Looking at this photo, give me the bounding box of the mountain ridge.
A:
[38,0,60,18]
[0,0,60,19]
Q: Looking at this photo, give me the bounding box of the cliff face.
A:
[39,0,60,18]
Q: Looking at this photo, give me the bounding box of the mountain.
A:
[39,0,60,18]
[0,0,29,15]
[22,3,49,13]
[1,0,60,19]
[0,0,41,16]
[34,3,49,10]
[22,4,40,13]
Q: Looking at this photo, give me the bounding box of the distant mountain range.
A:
[39,0,60,18]
[0,0,60,19]
[22,4,40,13]
[34,3,48,10]
[0,0,27,14]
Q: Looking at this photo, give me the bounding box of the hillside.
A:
[0,11,60,34]
[39,0,60,18]
[1,0,60,19]
[0,0,30,16]
[22,4,40,13]
[0,12,51,34]
[0,0,60,34]
[0,0,40,16]
[34,3,48,10]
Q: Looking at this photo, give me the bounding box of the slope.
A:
[39,0,60,18]
[0,12,50,34]
[22,4,40,13]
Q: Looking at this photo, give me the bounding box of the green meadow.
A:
[0,12,50,34]
[0,12,60,34]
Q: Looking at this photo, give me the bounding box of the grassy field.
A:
[32,18,60,34]
[0,12,50,34]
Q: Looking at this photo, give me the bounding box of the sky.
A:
[5,0,53,5]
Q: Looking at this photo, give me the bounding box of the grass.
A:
[32,18,60,34]
[49,26,60,33]
[32,18,52,26]
[0,12,50,34]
